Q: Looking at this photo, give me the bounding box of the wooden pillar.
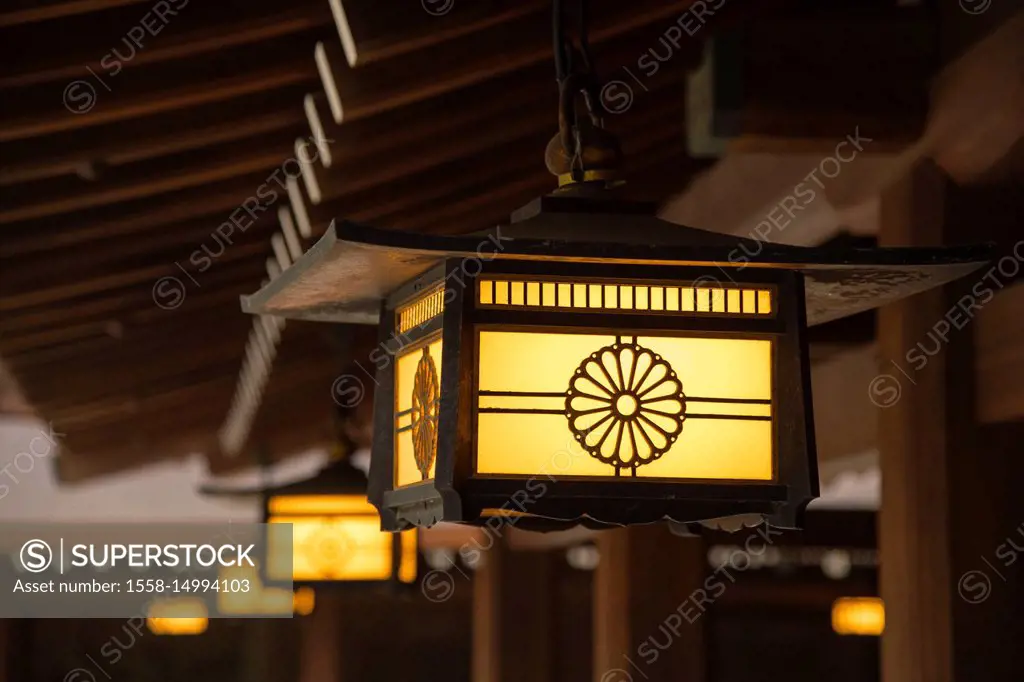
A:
[943,184,1024,680]
[593,524,706,682]
[299,590,343,682]
[472,539,556,682]
[877,163,955,682]
[878,166,1024,680]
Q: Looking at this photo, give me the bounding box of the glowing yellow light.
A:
[146,598,208,635]
[394,336,442,488]
[218,563,293,615]
[475,330,774,481]
[477,279,774,316]
[396,287,444,333]
[832,597,884,636]
[268,494,376,516]
[293,587,316,616]
[266,510,418,584]
[480,508,530,518]
[399,528,417,583]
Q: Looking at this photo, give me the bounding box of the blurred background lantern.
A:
[832,597,885,637]
[146,598,209,636]
[203,395,418,589]
[261,456,418,586]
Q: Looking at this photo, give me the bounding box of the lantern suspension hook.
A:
[546,0,623,190]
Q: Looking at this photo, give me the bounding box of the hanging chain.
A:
[553,0,606,182]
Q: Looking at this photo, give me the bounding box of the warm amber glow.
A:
[268,494,376,516]
[293,587,316,616]
[396,286,445,332]
[394,336,442,487]
[146,599,208,635]
[218,563,294,615]
[399,527,417,583]
[478,279,773,316]
[266,503,418,583]
[832,597,884,636]
[475,330,774,481]
[480,508,530,518]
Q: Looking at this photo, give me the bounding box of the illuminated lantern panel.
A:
[263,471,418,587]
[393,337,442,488]
[832,597,885,636]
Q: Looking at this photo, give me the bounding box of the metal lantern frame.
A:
[241,194,990,532]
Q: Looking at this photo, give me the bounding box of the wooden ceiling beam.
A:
[213,328,341,463]
[0,131,301,224]
[297,67,686,231]
[310,97,553,205]
[0,0,148,27]
[926,10,1024,184]
[0,237,269,313]
[2,173,278,257]
[49,348,332,433]
[0,253,269,337]
[297,131,554,237]
[58,380,334,481]
[716,11,933,144]
[1,6,329,89]
[0,60,315,143]
[4,303,255,372]
[299,75,555,204]
[314,0,699,125]
[330,0,545,67]
[0,95,307,186]
[2,209,280,297]
[28,326,325,415]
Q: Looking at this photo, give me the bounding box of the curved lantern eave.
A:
[242,196,991,328]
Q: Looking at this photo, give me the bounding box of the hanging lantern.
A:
[241,194,988,530]
[201,456,418,587]
[239,0,990,531]
[261,458,418,586]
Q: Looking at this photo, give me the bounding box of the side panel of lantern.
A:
[371,260,469,528]
[393,334,442,488]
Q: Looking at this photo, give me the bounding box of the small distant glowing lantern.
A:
[262,458,418,586]
[832,597,884,636]
[242,195,988,530]
[292,586,316,616]
[146,598,209,635]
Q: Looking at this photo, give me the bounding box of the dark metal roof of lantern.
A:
[241,192,990,326]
